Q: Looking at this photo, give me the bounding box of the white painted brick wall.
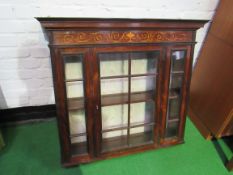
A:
[0,0,219,109]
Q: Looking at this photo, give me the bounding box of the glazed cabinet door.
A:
[92,46,163,156]
[54,48,94,165]
[161,45,192,143]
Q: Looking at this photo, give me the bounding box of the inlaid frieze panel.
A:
[53,31,193,45]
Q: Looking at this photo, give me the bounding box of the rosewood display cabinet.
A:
[37,18,206,167]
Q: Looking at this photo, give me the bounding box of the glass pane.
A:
[130,125,154,146]
[102,104,128,130]
[130,75,156,126]
[63,53,87,156]
[167,99,180,120]
[71,135,87,143]
[99,49,159,152]
[69,110,86,135]
[131,52,159,74]
[165,121,179,138]
[68,101,87,156]
[66,81,84,98]
[99,52,129,151]
[165,50,186,139]
[102,129,128,152]
[102,129,128,139]
[70,135,88,156]
[171,51,185,72]
[101,78,128,95]
[99,53,128,77]
[130,101,155,125]
[131,76,156,93]
[170,74,183,89]
[64,55,83,80]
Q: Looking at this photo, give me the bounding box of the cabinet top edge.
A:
[36,17,208,30]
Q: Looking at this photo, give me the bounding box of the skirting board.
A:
[0,105,56,126]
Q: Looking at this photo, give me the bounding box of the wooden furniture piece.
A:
[189,0,233,140]
[226,157,233,171]
[189,0,233,171]
[37,18,206,167]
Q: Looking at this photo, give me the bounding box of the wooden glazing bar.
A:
[171,71,184,74]
[167,118,180,123]
[65,78,83,82]
[100,73,157,80]
[102,122,155,133]
[127,53,132,146]
[70,133,87,138]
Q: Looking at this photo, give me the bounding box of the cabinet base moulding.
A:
[64,139,184,167]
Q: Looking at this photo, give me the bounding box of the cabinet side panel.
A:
[50,48,72,164]
[222,110,233,137]
[189,0,233,138]
[189,34,233,137]
[210,0,233,45]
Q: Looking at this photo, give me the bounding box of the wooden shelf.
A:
[167,118,179,123]
[70,132,86,138]
[68,91,154,110]
[65,78,83,82]
[165,120,179,138]
[171,71,184,74]
[101,73,157,80]
[102,122,155,133]
[169,89,180,99]
[68,98,84,110]
[102,131,153,153]
[71,131,154,155]
[101,91,154,107]
[71,141,88,156]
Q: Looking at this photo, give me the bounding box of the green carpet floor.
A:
[0,118,232,175]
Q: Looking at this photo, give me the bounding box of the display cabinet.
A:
[37,18,206,167]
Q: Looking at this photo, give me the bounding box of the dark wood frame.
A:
[93,45,163,157]
[37,18,207,167]
[188,0,233,140]
[188,1,233,172]
[160,45,192,146]
[226,157,233,171]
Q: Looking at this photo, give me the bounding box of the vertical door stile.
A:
[127,52,131,146]
[56,48,72,163]
[177,46,192,140]
[154,47,163,145]
[160,46,172,143]
[92,47,102,157]
[84,48,94,158]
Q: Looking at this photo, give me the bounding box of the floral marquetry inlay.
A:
[53,31,193,45]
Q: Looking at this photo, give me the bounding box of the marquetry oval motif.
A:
[53,31,193,45]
